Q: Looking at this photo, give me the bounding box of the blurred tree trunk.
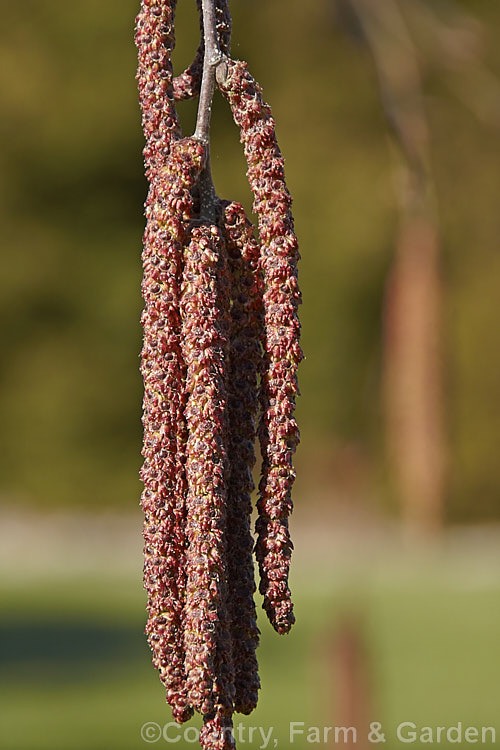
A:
[383,187,446,532]
[348,0,447,533]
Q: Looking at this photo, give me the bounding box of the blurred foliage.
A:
[0,0,500,520]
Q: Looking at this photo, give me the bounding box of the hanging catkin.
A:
[135,2,301,747]
[136,0,181,175]
[140,138,205,723]
[180,222,232,716]
[222,201,261,714]
[218,59,302,635]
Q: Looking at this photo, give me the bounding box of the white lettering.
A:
[235,724,245,744]
[307,726,321,743]
[259,726,274,749]
[436,727,447,742]
[162,723,181,743]
[447,723,462,743]
[397,722,417,743]
[290,723,305,742]
[465,727,479,743]
[481,727,496,743]
[323,727,333,743]
[184,726,199,744]
[335,726,357,743]
[420,727,433,743]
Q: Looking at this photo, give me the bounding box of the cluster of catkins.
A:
[136,1,301,747]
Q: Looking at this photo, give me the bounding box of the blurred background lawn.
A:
[1,0,500,748]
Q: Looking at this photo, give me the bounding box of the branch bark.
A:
[195,0,222,141]
[194,0,223,221]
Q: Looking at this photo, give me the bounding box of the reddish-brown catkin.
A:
[180,222,235,722]
[199,599,236,750]
[173,0,232,102]
[222,201,261,714]
[218,60,302,635]
[141,137,205,723]
[137,4,302,739]
[135,0,181,179]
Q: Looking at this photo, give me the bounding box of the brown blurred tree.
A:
[347,0,447,533]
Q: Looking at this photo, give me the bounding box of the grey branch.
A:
[194,0,222,143]
[193,0,224,222]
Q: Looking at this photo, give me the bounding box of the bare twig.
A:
[195,0,222,142]
[174,0,231,102]
[402,0,500,127]
[194,0,223,221]
[349,0,431,181]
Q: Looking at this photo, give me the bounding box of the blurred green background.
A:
[1,0,500,748]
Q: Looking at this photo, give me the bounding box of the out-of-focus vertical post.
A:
[331,615,371,750]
